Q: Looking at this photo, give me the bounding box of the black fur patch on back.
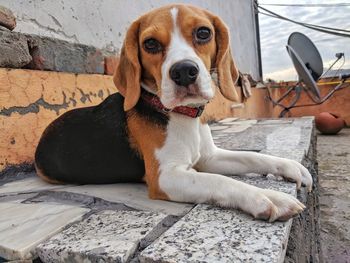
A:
[35,93,147,184]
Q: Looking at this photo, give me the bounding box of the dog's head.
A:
[114,4,239,111]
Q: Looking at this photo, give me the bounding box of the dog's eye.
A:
[143,38,163,54]
[194,27,212,44]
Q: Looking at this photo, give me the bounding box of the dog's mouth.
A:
[167,84,211,107]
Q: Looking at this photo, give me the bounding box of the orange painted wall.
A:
[270,82,350,125]
[203,87,276,121]
[0,68,117,170]
[1,68,348,171]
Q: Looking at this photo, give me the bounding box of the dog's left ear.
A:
[212,16,239,102]
[113,20,141,111]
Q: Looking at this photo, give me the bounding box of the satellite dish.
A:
[267,32,349,117]
[288,32,323,80]
[286,45,321,101]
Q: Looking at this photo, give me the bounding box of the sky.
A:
[258,0,350,81]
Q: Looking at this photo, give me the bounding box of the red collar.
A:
[141,90,205,118]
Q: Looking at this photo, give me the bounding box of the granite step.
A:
[0,117,321,263]
[37,210,167,263]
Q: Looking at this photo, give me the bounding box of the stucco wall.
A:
[0,0,260,80]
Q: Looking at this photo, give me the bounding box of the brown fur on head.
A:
[113,4,239,111]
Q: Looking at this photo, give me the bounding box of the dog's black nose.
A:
[169,60,199,87]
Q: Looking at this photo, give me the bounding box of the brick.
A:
[0,5,16,31]
[104,56,119,75]
[0,31,32,68]
[26,36,105,74]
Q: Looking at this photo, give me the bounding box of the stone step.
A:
[0,201,88,260]
[37,210,167,263]
[0,117,321,262]
[140,203,291,263]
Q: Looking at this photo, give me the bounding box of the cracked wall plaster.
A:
[0,68,116,170]
[0,0,260,79]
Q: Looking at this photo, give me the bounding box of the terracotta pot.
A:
[315,112,345,135]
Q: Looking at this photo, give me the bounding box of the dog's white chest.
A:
[156,114,201,168]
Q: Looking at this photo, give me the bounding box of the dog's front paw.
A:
[274,159,313,192]
[247,189,305,222]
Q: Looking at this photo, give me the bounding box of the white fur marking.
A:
[160,7,214,108]
[170,7,178,25]
[155,114,311,221]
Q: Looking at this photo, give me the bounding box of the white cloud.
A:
[264,67,298,82]
[259,0,350,81]
[263,59,350,82]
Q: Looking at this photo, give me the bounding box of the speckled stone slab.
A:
[0,202,88,260]
[140,204,291,263]
[212,117,313,160]
[140,176,296,263]
[37,210,167,263]
[140,118,314,263]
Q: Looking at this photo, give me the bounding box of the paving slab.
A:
[0,194,35,203]
[212,118,313,158]
[140,204,291,263]
[209,125,228,131]
[0,202,88,260]
[140,176,296,263]
[0,177,69,196]
[37,210,167,263]
[229,119,258,125]
[256,119,294,125]
[221,124,251,133]
[218,117,239,123]
[54,184,193,216]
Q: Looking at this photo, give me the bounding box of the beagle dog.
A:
[35,4,313,222]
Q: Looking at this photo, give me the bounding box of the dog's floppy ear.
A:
[212,16,239,102]
[113,20,141,111]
